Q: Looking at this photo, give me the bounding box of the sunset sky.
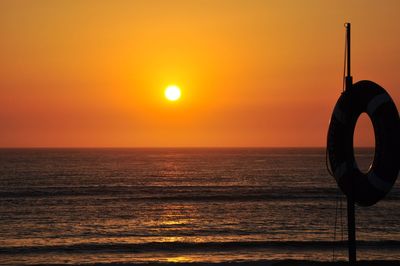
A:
[1,0,399,147]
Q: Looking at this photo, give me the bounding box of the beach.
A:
[11,260,400,266]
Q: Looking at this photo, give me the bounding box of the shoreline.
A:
[32,260,400,266]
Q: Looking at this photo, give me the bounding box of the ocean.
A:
[0,148,399,265]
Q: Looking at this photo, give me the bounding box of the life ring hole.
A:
[353,113,375,173]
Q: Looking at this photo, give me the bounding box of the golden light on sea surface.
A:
[166,256,192,263]
[165,85,181,101]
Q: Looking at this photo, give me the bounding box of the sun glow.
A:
[165,85,181,101]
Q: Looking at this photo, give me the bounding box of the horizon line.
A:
[0,146,375,149]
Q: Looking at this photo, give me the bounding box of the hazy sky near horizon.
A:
[1,0,399,147]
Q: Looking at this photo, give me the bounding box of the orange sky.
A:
[1,0,399,147]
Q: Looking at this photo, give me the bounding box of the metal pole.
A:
[347,196,356,264]
[345,22,356,265]
[345,23,353,91]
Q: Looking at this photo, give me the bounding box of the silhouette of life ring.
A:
[327,80,400,206]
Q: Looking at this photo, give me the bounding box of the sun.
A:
[165,85,181,101]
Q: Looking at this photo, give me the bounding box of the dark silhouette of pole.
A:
[345,23,353,90]
[348,197,356,264]
[344,22,356,265]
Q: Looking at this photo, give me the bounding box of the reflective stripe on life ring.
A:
[327,80,400,206]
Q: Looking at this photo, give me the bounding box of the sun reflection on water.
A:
[165,256,193,263]
[160,219,190,226]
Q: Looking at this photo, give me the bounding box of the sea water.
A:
[0,148,399,265]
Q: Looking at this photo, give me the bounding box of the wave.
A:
[2,187,399,202]
[0,192,336,201]
[2,188,399,202]
[1,240,400,254]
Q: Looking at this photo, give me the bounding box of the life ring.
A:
[327,80,400,206]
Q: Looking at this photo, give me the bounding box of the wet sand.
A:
[42,260,400,266]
